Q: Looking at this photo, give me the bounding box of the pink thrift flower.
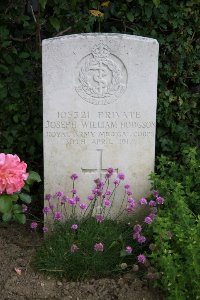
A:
[43,227,48,233]
[149,200,157,206]
[105,172,111,179]
[107,167,114,174]
[149,213,156,220]
[113,178,120,185]
[95,179,104,189]
[105,190,112,196]
[152,190,159,197]
[92,188,102,196]
[137,254,146,264]
[54,211,62,221]
[55,191,64,198]
[87,194,95,201]
[96,215,105,223]
[71,224,78,230]
[30,222,38,229]
[79,203,88,210]
[126,204,135,213]
[156,196,164,205]
[128,198,135,205]
[94,243,104,252]
[45,194,52,201]
[70,244,79,253]
[43,206,51,214]
[68,198,76,206]
[133,232,141,240]
[61,196,67,204]
[144,216,153,224]
[74,195,80,203]
[126,246,133,254]
[124,184,130,189]
[0,153,29,194]
[137,236,146,244]
[117,172,125,180]
[134,224,142,232]
[139,198,147,205]
[127,191,133,196]
[103,199,111,207]
[70,173,78,181]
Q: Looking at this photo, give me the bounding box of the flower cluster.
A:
[69,242,105,253]
[41,168,136,228]
[133,224,146,244]
[34,170,164,274]
[131,190,164,246]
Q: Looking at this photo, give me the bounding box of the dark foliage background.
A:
[0,0,199,173]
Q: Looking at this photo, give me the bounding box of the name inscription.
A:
[44,111,155,146]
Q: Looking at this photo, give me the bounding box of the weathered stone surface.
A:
[43,33,159,216]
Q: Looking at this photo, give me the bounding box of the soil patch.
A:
[0,224,164,300]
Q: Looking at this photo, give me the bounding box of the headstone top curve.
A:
[42,33,159,47]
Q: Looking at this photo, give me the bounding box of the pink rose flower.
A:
[0,153,28,194]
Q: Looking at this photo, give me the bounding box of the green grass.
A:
[33,217,143,280]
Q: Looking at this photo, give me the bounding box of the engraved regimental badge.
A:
[75,42,128,105]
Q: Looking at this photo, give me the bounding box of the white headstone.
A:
[43,33,159,216]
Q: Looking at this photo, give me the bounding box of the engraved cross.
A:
[81,149,118,179]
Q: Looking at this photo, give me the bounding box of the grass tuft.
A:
[32,217,142,280]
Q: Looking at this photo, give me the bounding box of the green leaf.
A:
[26,171,41,185]
[0,195,13,213]
[13,114,19,123]
[14,213,26,224]
[49,17,60,31]
[152,0,160,7]
[13,204,22,213]
[108,240,119,249]
[40,0,47,10]
[2,212,12,222]
[120,249,128,257]
[19,193,32,204]
[19,52,30,59]
[145,5,152,19]
[118,234,123,243]
[9,90,20,98]
[0,87,7,100]
[3,54,13,64]
[0,64,9,73]
[23,183,30,193]
[14,66,23,75]
[126,11,134,22]
[0,194,18,202]
[10,194,19,201]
